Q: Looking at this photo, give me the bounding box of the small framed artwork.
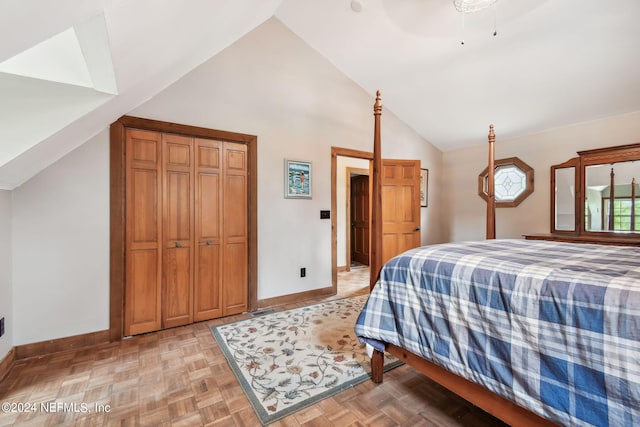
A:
[420,168,428,207]
[285,159,312,199]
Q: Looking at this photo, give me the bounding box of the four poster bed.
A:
[355,91,640,426]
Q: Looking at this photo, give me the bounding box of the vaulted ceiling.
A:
[1,0,639,189]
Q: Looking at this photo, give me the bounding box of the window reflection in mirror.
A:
[555,167,576,231]
[585,161,639,232]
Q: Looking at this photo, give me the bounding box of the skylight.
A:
[0,14,117,94]
[0,13,117,174]
[0,28,93,88]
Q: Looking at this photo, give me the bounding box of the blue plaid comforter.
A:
[354,239,640,427]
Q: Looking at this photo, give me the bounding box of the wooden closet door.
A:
[162,134,194,328]
[223,142,248,315]
[194,138,223,321]
[124,129,163,336]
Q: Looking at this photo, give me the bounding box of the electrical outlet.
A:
[0,317,4,338]
[300,267,306,277]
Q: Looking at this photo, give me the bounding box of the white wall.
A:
[12,131,109,345]
[0,190,12,359]
[442,112,640,242]
[132,17,442,300]
[5,16,441,345]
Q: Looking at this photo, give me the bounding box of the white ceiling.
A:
[1,0,639,189]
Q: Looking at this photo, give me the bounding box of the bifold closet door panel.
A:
[162,133,195,328]
[194,139,223,321]
[223,142,248,316]
[123,126,250,334]
[124,129,163,336]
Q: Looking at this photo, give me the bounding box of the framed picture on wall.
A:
[420,168,428,207]
[285,159,312,199]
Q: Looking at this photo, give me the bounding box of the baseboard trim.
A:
[337,265,348,272]
[0,347,16,382]
[15,330,111,361]
[256,286,335,310]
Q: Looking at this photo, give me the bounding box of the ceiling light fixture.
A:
[453,0,498,45]
[453,0,497,14]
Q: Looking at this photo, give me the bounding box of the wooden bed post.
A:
[609,168,615,231]
[370,90,383,289]
[371,349,384,383]
[486,125,496,240]
[364,99,558,425]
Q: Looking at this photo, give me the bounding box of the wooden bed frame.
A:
[368,91,556,427]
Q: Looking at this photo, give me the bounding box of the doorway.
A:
[331,147,372,297]
[348,170,370,267]
[330,147,421,297]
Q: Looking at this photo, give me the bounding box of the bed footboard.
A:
[370,344,556,426]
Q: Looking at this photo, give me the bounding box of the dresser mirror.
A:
[551,158,579,233]
[585,160,639,232]
[550,143,640,239]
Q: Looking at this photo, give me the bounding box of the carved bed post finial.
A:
[371,91,383,289]
[486,124,496,240]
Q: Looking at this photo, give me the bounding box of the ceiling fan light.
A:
[453,0,498,13]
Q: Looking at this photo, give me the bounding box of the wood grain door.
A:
[124,130,249,334]
[351,174,370,265]
[381,159,421,265]
[162,134,194,328]
[124,129,163,336]
[194,138,223,321]
[222,142,248,315]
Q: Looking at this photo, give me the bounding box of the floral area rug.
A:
[211,295,401,425]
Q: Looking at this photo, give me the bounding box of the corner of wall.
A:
[0,189,13,362]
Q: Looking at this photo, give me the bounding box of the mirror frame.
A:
[578,143,640,237]
[550,157,580,234]
[550,142,640,240]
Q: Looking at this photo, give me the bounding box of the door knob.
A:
[414,227,420,231]
[206,239,212,245]
[175,242,182,248]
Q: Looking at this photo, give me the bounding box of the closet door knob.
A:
[175,242,182,248]
[206,239,212,245]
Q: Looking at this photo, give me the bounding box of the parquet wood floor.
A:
[0,267,507,426]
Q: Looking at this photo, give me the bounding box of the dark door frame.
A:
[330,146,372,291]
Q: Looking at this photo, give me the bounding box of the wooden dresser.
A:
[524,233,640,247]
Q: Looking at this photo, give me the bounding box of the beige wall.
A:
[132,17,442,300]
[442,111,640,242]
[12,132,109,345]
[6,16,441,349]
